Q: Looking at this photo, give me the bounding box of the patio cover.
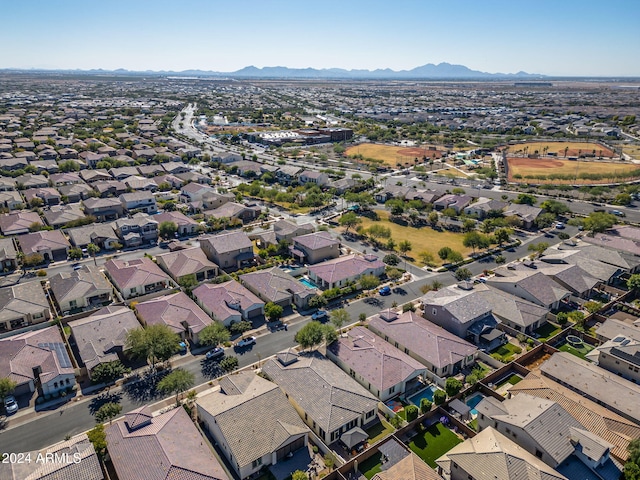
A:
[341,427,368,449]
[449,398,471,417]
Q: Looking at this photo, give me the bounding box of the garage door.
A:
[276,436,305,461]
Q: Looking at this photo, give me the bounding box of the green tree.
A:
[462,219,476,233]
[90,360,130,391]
[627,274,640,291]
[330,308,351,334]
[494,228,511,245]
[383,254,400,266]
[433,389,447,406]
[438,246,452,260]
[157,368,195,405]
[454,268,473,281]
[339,211,361,233]
[527,242,550,257]
[445,377,463,397]
[87,424,107,458]
[398,240,412,256]
[418,251,434,266]
[86,243,100,266]
[68,247,83,260]
[367,224,391,243]
[584,301,602,314]
[428,211,439,226]
[22,253,45,267]
[229,320,252,335]
[264,302,284,322]
[359,274,380,290]
[540,199,570,215]
[126,324,180,370]
[178,274,199,293]
[292,471,308,480]
[615,193,632,206]
[514,193,536,205]
[420,398,432,414]
[447,250,464,263]
[556,311,569,326]
[568,310,586,330]
[94,402,122,424]
[198,322,230,347]
[463,231,489,253]
[219,356,239,372]
[159,221,178,239]
[583,211,616,235]
[405,405,419,422]
[308,295,328,309]
[295,321,336,349]
[0,377,17,399]
[386,268,402,281]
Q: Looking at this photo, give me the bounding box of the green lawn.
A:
[559,342,594,360]
[409,423,463,468]
[491,343,523,363]
[358,454,383,479]
[497,374,523,388]
[468,419,478,432]
[366,418,395,444]
[535,322,563,341]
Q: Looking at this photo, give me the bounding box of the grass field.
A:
[409,423,463,468]
[345,143,444,167]
[506,141,615,158]
[357,210,474,265]
[623,144,640,160]
[506,157,640,184]
[437,167,469,178]
[358,455,383,479]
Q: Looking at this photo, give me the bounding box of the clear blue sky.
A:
[2,0,639,76]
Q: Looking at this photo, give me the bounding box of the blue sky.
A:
[2,0,639,76]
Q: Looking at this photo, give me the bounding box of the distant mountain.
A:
[0,63,544,79]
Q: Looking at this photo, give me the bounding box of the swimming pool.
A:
[299,277,317,289]
[465,392,485,416]
[408,385,438,406]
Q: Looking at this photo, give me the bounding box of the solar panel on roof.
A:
[38,342,73,369]
[621,339,631,346]
[613,336,624,342]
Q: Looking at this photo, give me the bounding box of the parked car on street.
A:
[311,310,328,321]
[205,347,225,361]
[4,395,18,415]
[236,336,256,348]
[378,286,391,296]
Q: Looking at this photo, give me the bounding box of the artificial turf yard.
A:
[408,423,463,468]
[357,210,474,266]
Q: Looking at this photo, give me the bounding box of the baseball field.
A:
[507,157,640,184]
[345,143,443,167]
[506,141,615,158]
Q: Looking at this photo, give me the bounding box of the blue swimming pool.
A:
[408,385,438,406]
[299,277,317,289]
[465,393,485,416]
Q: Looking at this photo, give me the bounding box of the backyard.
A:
[491,342,523,363]
[357,210,475,266]
[366,418,395,444]
[408,422,463,468]
[535,322,563,341]
[558,341,595,360]
[358,454,383,479]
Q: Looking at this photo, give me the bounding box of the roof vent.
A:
[379,309,398,322]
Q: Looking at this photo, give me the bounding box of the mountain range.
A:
[2,63,543,79]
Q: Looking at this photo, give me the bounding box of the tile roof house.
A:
[42,203,87,228]
[69,305,141,376]
[308,253,385,290]
[436,427,567,480]
[539,352,640,425]
[508,371,640,463]
[0,281,51,332]
[156,247,219,284]
[23,187,61,206]
[476,394,620,478]
[154,210,200,236]
[0,237,18,272]
[107,405,229,480]
[114,214,159,248]
[104,257,174,300]
[0,326,75,397]
[17,229,71,262]
[529,262,600,299]
[433,194,473,213]
[200,231,255,272]
[262,350,379,446]
[299,170,328,186]
[487,269,571,310]
[273,218,315,243]
[368,310,477,377]
[0,211,43,235]
[504,203,543,229]
[0,190,25,210]
[197,371,310,480]
[291,231,340,264]
[204,202,260,224]
[192,280,264,326]
[179,182,216,204]
[119,191,157,214]
[326,326,427,401]
[239,266,316,309]
[49,265,113,315]
[585,334,640,384]
[66,222,120,250]
[135,292,214,345]
[82,197,125,222]
[0,433,103,480]
[15,173,49,189]
[463,197,508,218]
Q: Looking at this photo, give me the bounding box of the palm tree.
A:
[86,243,100,266]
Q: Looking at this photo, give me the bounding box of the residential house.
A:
[463,197,508,218]
[23,187,61,206]
[49,265,113,314]
[0,190,24,210]
[197,371,309,480]
[368,310,477,377]
[275,165,303,185]
[123,175,158,192]
[504,203,543,229]
[106,406,228,480]
[420,282,506,350]
[308,254,385,290]
[18,230,71,262]
[372,443,443,480]
[104,257,173,300]
[49,172,82,186]
[119,191,157,214]
[175,170,212,185]
[0,433,103,480]
[156,247,219,284]
[179,182,216,204]
[66,222,119,250]
[326,326,427,401]
[57,182,95,203]
[585,335,640,383]
[240,267,316,309]
[152,174,184,189]
[290,231,340,264]
[135,292,214,344]
[273,218,315,243]
[205,202,260,224]
[108,166,140,181]
[162,161,189,175]
[200,231,255,271]
[153,210,199,236]
[137,164,166,177]
[435,427,567,480]
[0,282,51,332]
[0,326,75,397]
[263,350,379,446]
[539,352,640,424]
[15,173,49,189]
[476,393,622,479]
[0,237,18,272]
[433,194,473,213]
[94,180,128,198]
[114,214,158,248]
[299,170,328,186]
[69,305,141,377]
[82,197,124,222]
[487,269,571,310]
[0,211,43,235]
[42,203,86,228]
[193,280,264,326]
[80,169,112,184]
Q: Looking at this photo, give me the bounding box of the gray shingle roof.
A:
[49,265,112,307]
[0,281,49,323]
[262,351,378,434]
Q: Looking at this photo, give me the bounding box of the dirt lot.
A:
[506,157,640,184]
[345,143,444,167]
